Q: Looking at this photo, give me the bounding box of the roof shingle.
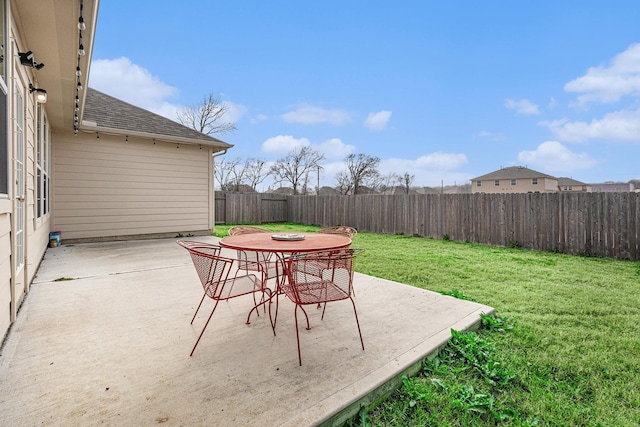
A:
[471,166,556,181]
[82,88,232,147]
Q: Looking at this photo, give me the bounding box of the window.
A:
[36,104,50,217]
[494,180,500,186]
[476,181,481,187]
[532,178,538,185]
[511,179,516,186]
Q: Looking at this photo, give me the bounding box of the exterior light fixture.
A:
[29,84,47,103]
[77,81,83,90]
[78,1,86,30]
[19,51,45,70]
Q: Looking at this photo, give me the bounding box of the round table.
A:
[219,232,351,254]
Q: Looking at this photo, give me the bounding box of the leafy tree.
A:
[270,146,325,195]
[176,93,236,135]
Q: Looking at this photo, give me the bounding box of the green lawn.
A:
[214,224,640,426]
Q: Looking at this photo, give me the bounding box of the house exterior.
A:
[471,166,558,194]
[590,182,635,192]
[557,177,591,192]
[1,0,231,340]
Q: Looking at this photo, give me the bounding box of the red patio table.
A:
[219,232,352,329]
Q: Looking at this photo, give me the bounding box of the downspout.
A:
[210,149,227,231]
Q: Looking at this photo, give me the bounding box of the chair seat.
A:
[281,280,349,305]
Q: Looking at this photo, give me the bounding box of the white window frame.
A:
[36,103,50,219]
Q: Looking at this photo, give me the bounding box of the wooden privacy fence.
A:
[215,192,640,261]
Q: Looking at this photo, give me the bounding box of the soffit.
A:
[12,0,98,131]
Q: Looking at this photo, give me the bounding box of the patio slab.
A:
[0,237,493,426]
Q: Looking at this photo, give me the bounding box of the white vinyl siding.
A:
[53,133,213,240]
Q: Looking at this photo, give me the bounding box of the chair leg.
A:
[191,293,207,324]
[269,290,280,335]
[190,299,220,357]
[349,297,365,351]
[246,289,271,325]
[294,304,303,366]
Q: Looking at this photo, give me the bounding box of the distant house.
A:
[590,182,635,192]
[471,166,558,194]
[557,177,591,192]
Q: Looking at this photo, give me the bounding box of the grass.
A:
[214,224,640,426]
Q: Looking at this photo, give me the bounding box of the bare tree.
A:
[398,172,415,194]
[335,171,353,195]
[270,146,325,195]
[176,93,237,135]
[339,153,381,195]
[375,172,400,194]
[245,158,270,191]
[228,158,250,191]
[213,157,239,190]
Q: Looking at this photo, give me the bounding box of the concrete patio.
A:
[0,237,493,426]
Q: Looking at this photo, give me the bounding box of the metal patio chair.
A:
[228,225,270,236]
[177,241,269,356]
[228,226,282,290]
[316,226,358,239]
[276,248,365,365]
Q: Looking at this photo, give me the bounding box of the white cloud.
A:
[505,98,540,115]
[379,152,470,187]
[90,57,246,125]
[364,110,392,131]
[250,113,269,124]
[474,130,505,141]
[261,135,311,154]
[545,108,640,142]
[565,43,640,105]
[90,57,180,119]
[548,97,557,110]
[316,138,356,160]
[518,141,597,173]
[281,104,352,125]
[261,135,354,160]
[223,102,248,123]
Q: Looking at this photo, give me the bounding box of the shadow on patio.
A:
[0,237,493,426]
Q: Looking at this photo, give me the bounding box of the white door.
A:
[13,81,25,288]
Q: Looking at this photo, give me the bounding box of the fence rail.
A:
[214,192,640,260]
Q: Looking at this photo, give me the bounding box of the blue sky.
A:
[89,1,640,190]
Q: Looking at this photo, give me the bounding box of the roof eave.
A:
[79,122,234,150]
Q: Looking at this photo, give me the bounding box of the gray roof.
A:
[82,88,232,148]
[471,166,556,181]
[557,177,588,186]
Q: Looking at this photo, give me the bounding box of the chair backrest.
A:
[317,226,357,239]
[228,226,269,236]
[178,241,235,297]
[177,240,265,300]
[286,248,363,303]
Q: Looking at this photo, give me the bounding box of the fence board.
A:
[214,192,639,260]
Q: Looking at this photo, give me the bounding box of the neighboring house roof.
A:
[557,177,588,186]
[471,166,556,181]
[82,88,233,149]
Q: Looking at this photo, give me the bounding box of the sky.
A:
[89,1,640,190]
